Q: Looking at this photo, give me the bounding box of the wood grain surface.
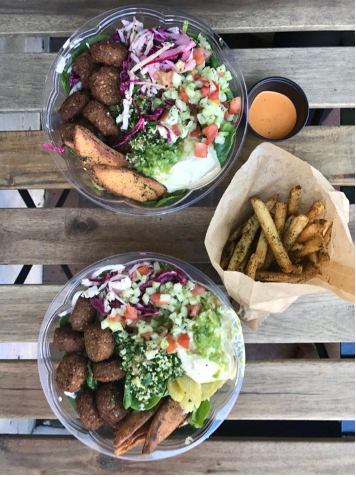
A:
[0,48,354,113]
[0,126,354,190]
[0,435,354,475]
[0,206,354,265]
[0,360,354,420]
[0,0,354,36]
[0,285,354,343]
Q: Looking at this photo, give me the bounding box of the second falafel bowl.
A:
[38,253,245,460]
[42,6,247,214]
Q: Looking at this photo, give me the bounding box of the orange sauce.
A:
[249,91,297,140]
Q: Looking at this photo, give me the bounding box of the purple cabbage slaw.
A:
[82,262,188,319]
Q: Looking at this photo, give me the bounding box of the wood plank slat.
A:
[0,360,354,420]
[0,0,354,37]
[0,126,354,190]
[0,285,354,343]
[0,436,354,475]
[0,48,354,113]
[0,206,354,265]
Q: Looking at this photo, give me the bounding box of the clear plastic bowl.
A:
[38,252,245,461]
[41,5,248,215]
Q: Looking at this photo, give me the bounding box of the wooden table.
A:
[0,1,355,474]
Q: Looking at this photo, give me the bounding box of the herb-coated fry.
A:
[283,214,309,251]
[324,224,333,245]
[287,185,302,216]
[294,233,324,258]
[291,242,304,252]
[275,202,288,236]
[308,252,322,271]
[319,250,330,262]
[307,201,324,223]
[255,269,317,283]
[246,253,259,280]
[283,215,295,237]
[250,197,294,273]
[255,231,269,269]
[220,241,235,269]
[227,224,244,243]
[296,223,322,243]
[227,194,279,270]
[236,253,250,273]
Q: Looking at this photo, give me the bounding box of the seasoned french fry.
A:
[275,202,288,236]
[296,223,322,243]
[220,241,235,269]
[283,214,309,251]
[324,224,333,245]
[308,252,322,272]
[294,233,324,258]
[227,195,279,270]
[319,250,331,262]
[236,252,251,273]
[287,185,302,216]
[227,224,244,243]
[320,224,333,256]
[261,248,274,270]
[291,242,304,252]
[250,197,294,273]
[256,269,317,283]
[246,253,258,279]
[283,215,295,237]
[255,231,269,269]
[307,201,324,223]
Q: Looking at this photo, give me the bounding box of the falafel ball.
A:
[70,296,97,332]
[60,117,97,149]
[89,66,121,106]
[96,382,129,428]
[53,325,84,353]
[83,100,119,136]
[90,39,128,68]
[84,323,115,362]
[75,390,103,430]
[92,358,126,382]
[55,352,88,392]
[58,90,90,122]
[72,51,96,88]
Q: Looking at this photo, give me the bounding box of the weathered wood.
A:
[0,126,354,190]
[0,0,354,37]
[0,48,354,113]
[0,435,354,475]
[0,206,353,265]
[0,285,354,343]
[0,360,354,420]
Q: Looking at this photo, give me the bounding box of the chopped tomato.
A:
[171,124,180,136]
[109,315,125,326]
[141,332,153,340]
[190,126,201,138]
[209,81,219,100]
[202,124,219,146]
[197,77,209,85]
[134,265,150,277]
[193,47,208,65]
[179,86,189,103]
[201,86,210,97]
[229,96,241,115]
[194,142,208,158]
[191,69,199,80]
[191,284,206,296]
[160,110,170,122]
[177,333,190,350]
[166,335,178,353]
[150,293,170,305]
[125,303,138,320]
[188,303,202,317]
[224,110,229,120]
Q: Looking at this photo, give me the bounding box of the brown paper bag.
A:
[205,143,355,330]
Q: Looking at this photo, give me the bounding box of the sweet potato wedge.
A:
[142,398,186,455]
[114,402,162,448]
[86,165,167,202]
[74,125,128,168]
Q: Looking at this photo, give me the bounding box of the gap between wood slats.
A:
[0,285,354,343]
[0,206,354,264]
[0,126,355,190]
[0,48,354,113]
[0,436,354,475]
[0,360,354,420]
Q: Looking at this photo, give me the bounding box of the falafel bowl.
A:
[38,253,245,460]
[42,6,247,215]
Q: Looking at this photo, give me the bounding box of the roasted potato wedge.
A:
[114,419,151,456]
[74,126,128,168]
[142,398,186,455]
[86,165,167,202]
